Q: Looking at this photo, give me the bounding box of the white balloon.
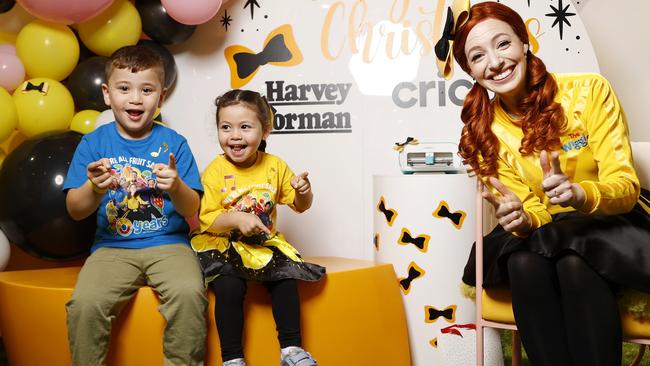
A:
[0,229,11,271]
[95,109,115,129]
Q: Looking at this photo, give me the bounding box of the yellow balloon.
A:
[0,130,27,153]
[16,20,79,81]
[78,0,141,57]
[0,87,18,144]
[0,149,5,169]
[12,78,74,137]
[0,31,16,45]
[70,109,100,134]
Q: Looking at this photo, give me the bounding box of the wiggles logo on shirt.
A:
[562,131,589,152]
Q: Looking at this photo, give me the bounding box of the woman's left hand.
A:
[540,150,585,209]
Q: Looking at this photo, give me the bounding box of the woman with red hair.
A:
[436,1,650,364]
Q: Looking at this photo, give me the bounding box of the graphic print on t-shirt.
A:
[104,155,168,237]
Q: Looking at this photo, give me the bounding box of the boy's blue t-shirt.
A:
[63,122,203,252]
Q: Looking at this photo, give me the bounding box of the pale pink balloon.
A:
[16,0,115,25]
[161,0,223,25]
[0,53,25,91]
[0,45,16,55]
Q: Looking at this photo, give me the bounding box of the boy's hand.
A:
[291,171,311,195]
[540,150,585,209]
[237,212,271,236]
[87,158,112,193]
[153,153,180,192]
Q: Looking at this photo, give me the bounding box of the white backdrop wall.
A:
[576,0,650,142]
[163,0,600,261]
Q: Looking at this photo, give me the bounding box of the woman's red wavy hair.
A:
[452,2,565,177]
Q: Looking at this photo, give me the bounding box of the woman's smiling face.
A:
[464,18,529,106]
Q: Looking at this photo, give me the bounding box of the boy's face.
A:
[102,67,166,140]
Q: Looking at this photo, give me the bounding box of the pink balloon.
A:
[161,0,223,25]
[0,44,16,55]
[0,53,25,91]
[16,0,115,25]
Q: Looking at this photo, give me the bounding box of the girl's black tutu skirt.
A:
[192,231,325,283]
[463,189,650,292]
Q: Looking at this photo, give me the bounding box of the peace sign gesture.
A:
[540,150,585,209]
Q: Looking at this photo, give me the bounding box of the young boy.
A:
[63,45,206,366]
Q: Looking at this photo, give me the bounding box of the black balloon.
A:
[73,29,97,63]
[136,0,196,45]
[138,40,177,89]
[0,131,96,260]
[67,56,109,112]
[0,0,15,13]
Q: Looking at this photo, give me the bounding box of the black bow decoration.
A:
[398,262,425,294]
[425,305,457,323]
[234,34,292,79]
[393,136,419,152]
[398,228,429,252]
[433,201,466,229]
[377,196,398,226]
[434,8,455,63]
[22,81,49,95]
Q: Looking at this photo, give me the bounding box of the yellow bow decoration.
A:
[434,0,470,80]
[225,24,304,89]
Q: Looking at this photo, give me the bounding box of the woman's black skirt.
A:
[463,189,650,292]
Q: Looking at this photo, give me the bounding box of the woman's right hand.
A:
[483,176,532,233]
[236,212,271,236]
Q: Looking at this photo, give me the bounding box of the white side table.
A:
[373,174,478,365]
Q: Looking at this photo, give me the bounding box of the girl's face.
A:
[464,18,528,106]
[217,103,270,168]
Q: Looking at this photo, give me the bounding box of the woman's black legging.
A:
[212,275,302,361]
[507,251,621,366]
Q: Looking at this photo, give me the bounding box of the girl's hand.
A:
[291,171,311,195]
[483,177,532,233]
[87,158,112,192]
[153,153,180,192]
[237,212,271,236]
[540,150,585,209]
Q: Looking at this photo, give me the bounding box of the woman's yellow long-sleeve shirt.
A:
[489,73,640,235]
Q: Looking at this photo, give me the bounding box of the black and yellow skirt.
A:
[463,189,650,294]
[192,231,325,283]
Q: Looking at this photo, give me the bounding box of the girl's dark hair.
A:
[452,2,565,177]
[215,89,273,152]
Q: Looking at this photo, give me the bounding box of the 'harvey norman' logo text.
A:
[266,81,353,134]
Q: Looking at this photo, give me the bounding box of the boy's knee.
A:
[167,280,207,306]
[67,289,110,315]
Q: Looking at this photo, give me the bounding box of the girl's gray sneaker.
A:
[223,358,245,366]
[280,348,317,366]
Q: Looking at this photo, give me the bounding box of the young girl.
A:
[191,89,325,366]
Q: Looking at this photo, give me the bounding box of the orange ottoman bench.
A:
[0,256,411,366]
